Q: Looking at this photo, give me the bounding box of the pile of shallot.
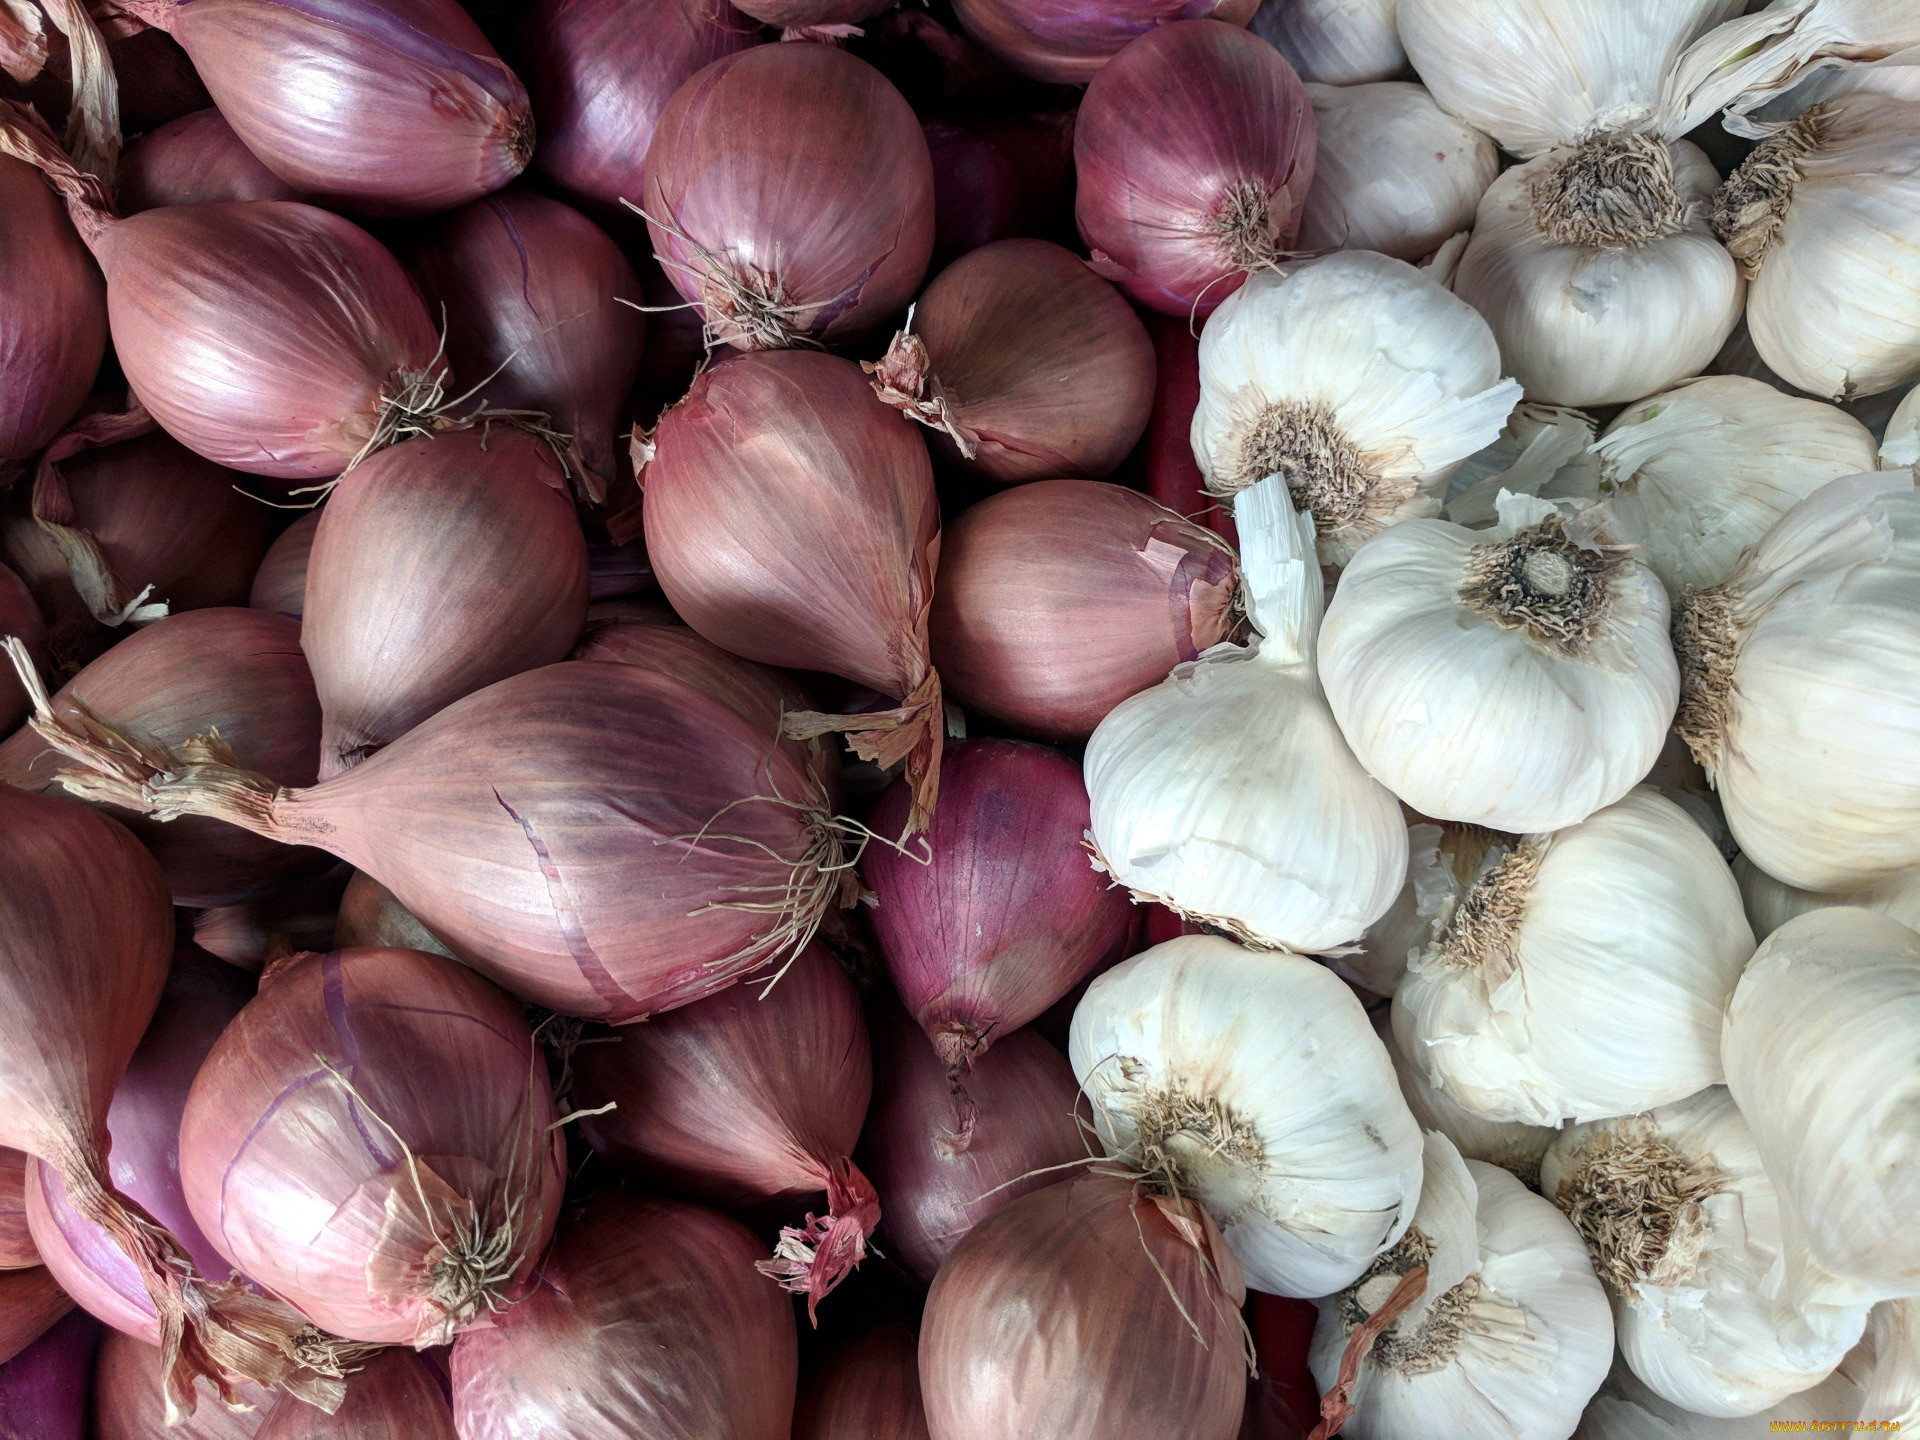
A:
[2,0,1919,1434]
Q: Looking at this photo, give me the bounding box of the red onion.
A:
[1075,20,1314,317]
[0,608,325,905]
[865,240,1155,485]
[929,480,1238,739]
[451,1190,797,1439]
[19,659,854,1020]
[178,946,565,1346]
[0,148,104,477]
[256,1348,454,1439]
[247,512,318,619]
[116,108,298,215]
[0,1269,71,1367]
[92,1328,273,1440]
[0,106,445,483]
[856,1009,1085,1284]
[586,535,654,599]
[794,1322,930,1440]
[1248,1292,1321,1434]
[0,563,46,736]
[1138,312,1237,545]
[0,1307,97,1439]
[302,428,588,779]
[334,870,455,959]
[641,350,944,830]
[948,0,1257,83]
[575,944,877,1316]
[110,0,530,216]
[0,1150,31,1269]
[517,0,759,228]
[922,112,1075,272]
[407,190,645,499]
[192,865,348,972]
[920,1171,1250,1439]
[641,45,934,351]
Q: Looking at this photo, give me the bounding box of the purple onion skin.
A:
[248,512,319,619]
[117,109,301,214]
[921,112,1075,271]
[0,156,105,474]
[0,1308,99,1439]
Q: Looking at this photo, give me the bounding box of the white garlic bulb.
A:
[1309,1132,1612,1440]
[1885,382,1920,465]
[1722,907,1920,1319]
[1574,1352,1883,1440]
[1373,1006,1556,1187]
[1318,495,1679,833]
[1393,786,1752,1127]
[1444,402,1603,530]
[1673,470,1920,890]
[1855,1298,1920,1428]
[1735,854,1920,940]
[1591,375,1880,594]
[1714,93,1920,400]
[1298,82,1499,263]
[1070,934,1424,1299]
[1251,0,1404,87]
[1541,1088,1868,1418]
[1189,251,1522,565]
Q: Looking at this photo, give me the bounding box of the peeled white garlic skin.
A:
[1594,375,1880,594]
[1298,82,1500,262]
[1375,1006,1555,1184]
[1540,1087,1868,1418]
[1454,140,1745,407]
[1251,0,1404,87]
[1740,94,1920,401]
[1309,1134,1613,1440]
[1317,518,1678,833]
[1734,854,1920,940]
[1690,471,1920,890]
[1069,936,1424,1298]
[1395,787,1752,1126]
[1722,907,1920,1314]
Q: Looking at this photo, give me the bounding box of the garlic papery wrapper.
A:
[1673,470,1920,890]
[1068,934,1423,1299]
[1591,375,1881,594]
[1189,251,1521,565]
[1540,1087,1869,1418]
[1722,907,1920,1317]
[1297,82,1499,263]
[1250,0,1403,87]
[1373,1006,1556,1188]
[1084,474,1408,954]
[1395,786,1753,1128]
[1308,1132,1613,1440]
[1856,1299,1920,1427]
[1713,94,1920,400]
[1885,382,1919,465]
[1735,855,1920,940]
[1317,495,1679,833]
[1442,402,1604,530]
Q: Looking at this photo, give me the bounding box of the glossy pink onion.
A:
[451,1190,797,1440]
[575,944,877,1318]
[302,427,588,779]
[246,512,317,619]
[929,480,1238,738]
[178,946,565,1346]
[0,563,46,737]
[116,108,298,214]
[0,1307,97,1439]
[795,1322,930,1440]
[255,1348,454,1439]
[641,45,934,351]
[641,349,944,830]
[949,0,1257,83]
[1075,20,1314,316]
[92,1327,272,1440]
[0,1269,71,1367]
[922,111,1075,271]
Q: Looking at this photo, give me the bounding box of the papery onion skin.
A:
[517,0,759,229]
[0,608,326,906]
[112,0,532,216]
[303,428,589,780]
[920,1171,1249,1440]
[1075,20,1314,317]
[642,45,934,351]
[451,1190,798,1440]
[0,1307,98,1438]
[929,480,1237,739]
[862,739,1133,1068]
[794,1322,931,1440]
[949,0,1257,84]
[92,1327,273,1440]
[922,112,1076,271]
[0,563,47,736]
[247,512,318,619]
[334,870,456,959]
[0,1269,73,1366]
[178,946,566,1346]
[116,108,298,214]
[256,1348,454,1439]
[866,239,1154,485]
[407,190,644,496]
[0,1149,32,1269]
[856,1009,1086,1284]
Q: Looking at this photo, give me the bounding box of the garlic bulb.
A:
[1069,934,1424,1299]
[1591,375,1881,594]
[1856,1299,1920,1427]
[1714,93,1920,400]
[1574,1352,1882,1440]
[1443,402,1602,530]
[1188,251,1521,565]
[1673,470,1920,890]
[1298,82,1499,263]
[1308,1132,1612,1440]
[1373,1006,1556,1188]
[1736,854,1920,939]
[1541,1087,1868,1418]
[1722,907,1920,1318]
[1886,382,1920,465]
[1085,475,1408,954]
[1250,0,1404,87]
[1393,786,1752,1127]
[1318,495,1679,833]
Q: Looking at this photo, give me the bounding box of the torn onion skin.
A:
[91,1325,274,1440]
[116,108,298,214]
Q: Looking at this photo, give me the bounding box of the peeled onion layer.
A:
[0,1307,98,1438]
[115,107,299,214]
[949,0,1256,84]
[302,427,589,780]
[793,1322,929,1440]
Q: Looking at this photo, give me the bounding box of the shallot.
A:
[948,0,1258,83]
[794,1322,930,1440]
[115,108,297,214]
[246,513,317,619]
[922,112,1075,270]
